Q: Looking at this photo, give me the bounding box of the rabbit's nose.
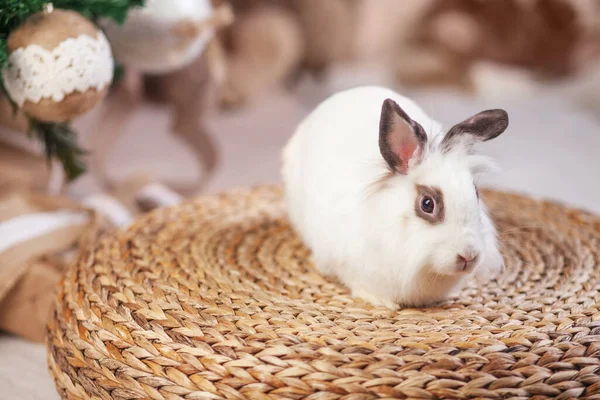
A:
[457,252,476,263]
[456,249,480,272]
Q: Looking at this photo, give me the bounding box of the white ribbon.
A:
[137,183,183,207]
[0,210,89,254]
[82,194,133,228]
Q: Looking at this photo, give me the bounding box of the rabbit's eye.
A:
[421,196,435,214]
[415,184,444,224]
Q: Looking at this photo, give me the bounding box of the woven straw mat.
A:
[47,185,600,400]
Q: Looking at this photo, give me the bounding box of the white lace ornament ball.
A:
[102,0,215,75]
[1,9,114,123]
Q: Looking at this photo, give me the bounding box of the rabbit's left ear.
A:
[441,109,509,153]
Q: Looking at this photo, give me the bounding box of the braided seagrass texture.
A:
[48,185,600,400]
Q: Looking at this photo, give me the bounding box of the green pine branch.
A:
[28,119,88,181]
[52,0,145,24]
[0,0,45,33]
[0,0,45,69]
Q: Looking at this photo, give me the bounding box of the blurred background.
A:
[2,0,600,397]
[2,0,600,213]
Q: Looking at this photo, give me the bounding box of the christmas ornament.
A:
[0,1,143,182]
[103,0,231,74]
[2,8,114,122]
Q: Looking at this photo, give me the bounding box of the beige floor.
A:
[1,62,600,399]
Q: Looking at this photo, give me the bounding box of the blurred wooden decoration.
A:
[218,0,357,108]
[219,3,304,108]
[394,0,600,90]
[0,192,90,342]
[143,42,223,193]
[351,0,434,62]
[0,187,124,342]
[171,3,234,39]
[88,1,232,195]
[0,168,181,343]
[110,174,184,215]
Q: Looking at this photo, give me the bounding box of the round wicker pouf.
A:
[47,186,600,400]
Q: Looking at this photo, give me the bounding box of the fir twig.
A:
[28,119,88,181]
[0,0,46,69]
[0,40,8,70]
[53,0,145,24]
[113,62,125,84]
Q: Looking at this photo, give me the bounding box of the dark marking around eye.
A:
[475,184,480,199]
[415,184,445,224]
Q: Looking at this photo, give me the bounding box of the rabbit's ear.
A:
[442,109,508,153]
[379,99,428,174]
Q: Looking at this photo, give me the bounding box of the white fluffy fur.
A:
[282,86,504,308]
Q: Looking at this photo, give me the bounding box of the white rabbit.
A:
[282,86,507,308]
